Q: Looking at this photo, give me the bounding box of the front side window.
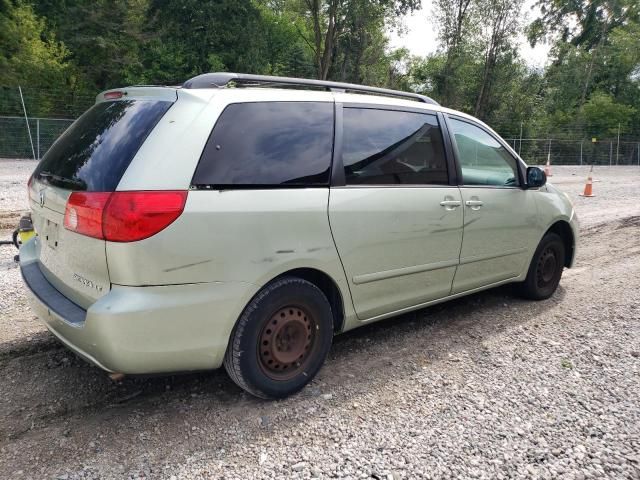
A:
[449,117,520,187]
[342,108,448,185]
[192,102,333,187]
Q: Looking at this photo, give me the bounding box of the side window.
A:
[342,108,448,185]
[448,117,520,187]
[192,102,333,186]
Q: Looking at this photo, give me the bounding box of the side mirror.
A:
[526,166,546,189]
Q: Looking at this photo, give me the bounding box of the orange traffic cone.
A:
[544,153,553,177]
[580,166,595,197]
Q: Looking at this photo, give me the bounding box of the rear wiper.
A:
[38,171,87,190]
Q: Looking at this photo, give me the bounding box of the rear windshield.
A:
[34,99,173,191]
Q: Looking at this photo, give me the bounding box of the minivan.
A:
[21,73,578,398]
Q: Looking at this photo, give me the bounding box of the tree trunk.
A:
[319,0,339,80]
[306,0,324,79]
[439,0,472,106]
[474,1,512,119]
[474,55,490,117]
[579,22,607,107]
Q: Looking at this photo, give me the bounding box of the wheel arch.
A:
[545,220,575,268]
[272,268,346,334]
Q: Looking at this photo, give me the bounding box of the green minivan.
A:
[20,73,578,398]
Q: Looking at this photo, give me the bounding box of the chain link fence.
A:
[0,116,74,159]
[2,85,640,165]
[505,138,640,166]
[0,86,92,160]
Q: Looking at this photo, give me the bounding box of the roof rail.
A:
[182,72,439,105]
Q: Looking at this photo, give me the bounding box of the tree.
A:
[432,0,476,107]
[527,0,639,108]
[139,0,316,84]
[0,0,70,85]
[473,0,522,118]
[0,0,78,115]
[295,0,420,80]
[527,0,637,50]
[425,0,524,118]
[33,0,147,90]
[583,91,636,137]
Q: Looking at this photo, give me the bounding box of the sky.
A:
[388,0,552,68]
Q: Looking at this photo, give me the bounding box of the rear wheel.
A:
[516,232,565,300]
[224,277,333,399]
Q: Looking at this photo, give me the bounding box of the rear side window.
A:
[34,100,173,191]
[192,102,334,187]
[342,108,448,185]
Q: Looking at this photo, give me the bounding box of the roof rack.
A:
[182,72,439,105]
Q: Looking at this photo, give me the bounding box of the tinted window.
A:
[192,102,333,186]
[449,118,520,187]
[342,108,448,185]
[34,100,173,191]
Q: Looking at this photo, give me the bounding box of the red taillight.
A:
[103,191,187,242]
[64,192,111,239]
[64,191,187,242]
[104,91,124,100]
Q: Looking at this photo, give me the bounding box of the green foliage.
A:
[0,0,85,115]
[32,0,147,90]
[0,0,637,146]
[0,1,71,88]
[583,92,636,136]
[290,0,420,80]
[411,0,640,141]
[145,0,267,77]
[528,0,638,50]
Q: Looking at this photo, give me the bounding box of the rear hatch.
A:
[28,88,176,309]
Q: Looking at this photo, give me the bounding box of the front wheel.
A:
[224,277,333,399]
[516,232,565,300]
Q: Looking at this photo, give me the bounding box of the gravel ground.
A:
[0,161,639,479]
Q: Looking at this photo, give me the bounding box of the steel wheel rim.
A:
[537,247,557,287]
[258,306,317,381]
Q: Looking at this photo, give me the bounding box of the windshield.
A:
[34,99,173,191]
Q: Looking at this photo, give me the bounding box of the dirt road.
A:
[0,163,638,479]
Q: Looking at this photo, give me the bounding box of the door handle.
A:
[465,199,484,210]
[440,200,461,207]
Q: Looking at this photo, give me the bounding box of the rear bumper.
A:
[19,240,254,374]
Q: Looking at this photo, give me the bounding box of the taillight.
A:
[64,192,111,239]
[64,191,187,242]
[103,191,187,242]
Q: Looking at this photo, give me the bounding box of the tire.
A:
[223,276,334,399]
[516,232,565,300]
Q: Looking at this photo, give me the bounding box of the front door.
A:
[447,116,539,294]
[329,107,464,320]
